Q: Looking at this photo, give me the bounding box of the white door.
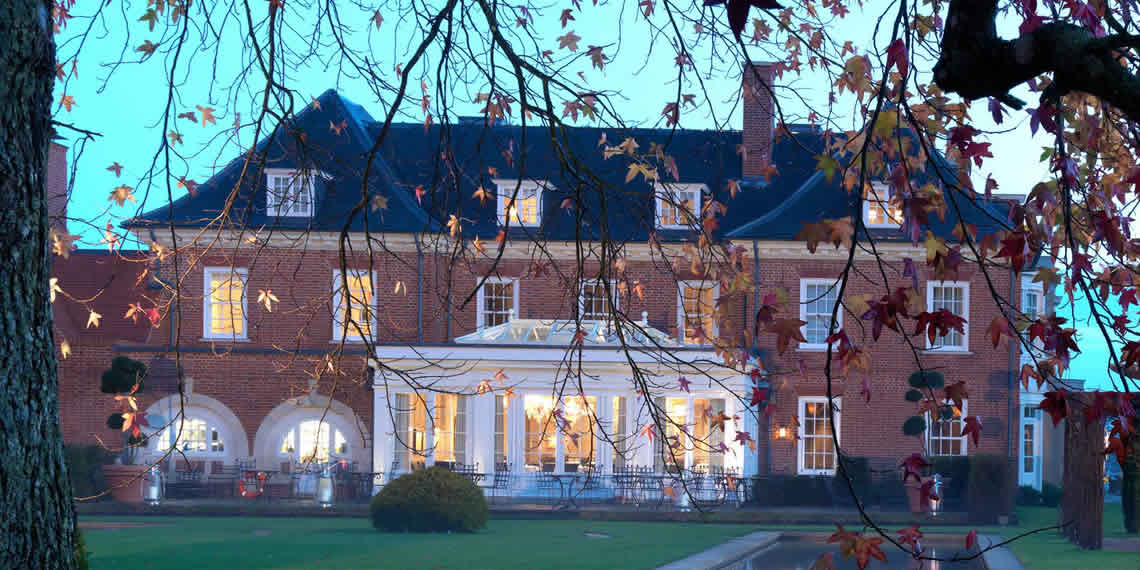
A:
[1019,404,1043,489]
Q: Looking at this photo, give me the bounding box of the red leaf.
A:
[679,376,691,393]
[1038,389,1068,426]
[966,529,978,551]
[900,453,928,483]
[885,38,908,75]
[750,387,768,407]
[896,525,923,550]
[766,318,807,354]
[962,416,982,446]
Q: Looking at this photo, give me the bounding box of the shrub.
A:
[968,454,1014,524]
[64,445,114,499]
[929,456,971,509]
[832,456,873,506]
[74,529,90,570]
[1017,485,1043,506]
[370,466,488,533]
[1041,482,1063,507]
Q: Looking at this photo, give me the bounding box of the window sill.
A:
[200,337,250,343]
[796,470,837,477]
[796,345,832,353]
[921,348,972,355]
[331,338,371,344]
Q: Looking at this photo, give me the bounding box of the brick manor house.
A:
[53,63,1054,497]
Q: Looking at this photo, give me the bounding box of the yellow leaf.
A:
[394,281,406,295]
[196,105,216,126]
[50,229,80,258]
[60,340,71,359]
[86,310,102,329]
[49,277,62,303]
[109,185,137,206]
[257,289,279,312]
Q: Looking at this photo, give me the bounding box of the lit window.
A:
[678,281,717,345]
[863,183,903,228]
[333,270,375,341]
[157,418,224,454]
[394,393,428,471]
[280,420,347,464]
[692,398,725,470]
[926,400,968,456]
[800,279,841,347]
[433,394,467,466]
[477,278,518,329]
[579,280,617,321]
[496,180,543,227]
[798,397,839,475]
[656,184,703,229]
[611,396,627,470]
[654,397,688,473]
[563,395,596,472]
[524,395,556,471]
[203,268,247,339]
[926,281,969,350]
[1023,288,1041,321]
[265,170,314,217]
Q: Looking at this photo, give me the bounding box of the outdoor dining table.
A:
[549,473,582,510]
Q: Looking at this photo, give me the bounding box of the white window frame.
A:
[155,415,227,455]
[925,280,970,352]
[495,179,545,227]
[475,277,520,330]
[579,279,619,321]
[1022,282,1043,321]
[677,280,720,345]
[278,418,350,463]
[862,182,902,228]
[202,267,248,340]
[333,269,377,342]
[654,183,705,230]
[265,168,315,218]
[925,400,968,457]
[797,396,841,475]
[799,278,843,349]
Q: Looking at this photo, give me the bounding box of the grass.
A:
[997,506,1139,570]
[81,516,759,570]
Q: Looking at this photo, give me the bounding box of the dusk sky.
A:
[51,2,1112,388]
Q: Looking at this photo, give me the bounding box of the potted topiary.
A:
[99,356,152,503]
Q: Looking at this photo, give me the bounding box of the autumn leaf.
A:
[965,529,978,551]
[109,185,137,206]
[60,340,71,360]
[167,131,183,145]
[472,236,486,255]
[447,215,461,238]
[557,31,581,51]
[59,94,75,112]
[900,453,928,483]
[107,162,124,177]
[559,8,574,27]
[394,281,406,295]
[767,318,807,354]
[370,10,383,29]
[414,185,426,205]
[371,194,389,211]
[49,277,62,302]
[137,40,158,59]
[86,310,102,329]
[196,105,216,126]
[329,119,347,135]
[815,154,840,183]
[257,289,279,312]
[586,45,607,69]
[986,316,1012,348]
[962,415,982,446]
[705,0,784,40]
[1038,389,1068,426]
[177,177,199,197]
[885,38,908,75]
[473,186,492,205]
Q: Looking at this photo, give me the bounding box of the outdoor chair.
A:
[578,467,606,505]
[611,467,638,504]
[535,472,558,506]
[207,463,239,498]
[483,464,514,504]
[167,463,208,499]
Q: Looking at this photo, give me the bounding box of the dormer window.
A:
[495,180,543,227]
[656,184,703,229]
[863,183,903,228]
[266,169,313,218]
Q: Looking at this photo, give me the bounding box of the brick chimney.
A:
[742,61,774,177]
[46,141,69,232]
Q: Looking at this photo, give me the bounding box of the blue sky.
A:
[50,2,1113,388]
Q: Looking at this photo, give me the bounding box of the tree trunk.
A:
[0,1,78,567]
[1060,393,1105,550]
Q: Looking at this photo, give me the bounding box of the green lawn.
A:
[997,506,1138,570]
[81,517,759,570]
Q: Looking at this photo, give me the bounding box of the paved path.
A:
[656,531,780,570]
[978,535,1026,570]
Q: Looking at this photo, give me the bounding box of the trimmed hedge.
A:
[967,454,1014,524]
[1041,482,1063,508]
[831,456,874,506]
[370,466,487,533]
[65,445,114,499]
[1017,485,1043,506]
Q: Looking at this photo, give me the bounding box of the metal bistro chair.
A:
[611,466,637,505]
[535,471,558,506]
[577,466,605,505]
[484,464,514,504]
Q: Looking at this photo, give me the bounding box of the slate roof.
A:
[127,90,1012,244]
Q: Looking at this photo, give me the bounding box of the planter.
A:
[904,477,931,515]
[102,464,149,504]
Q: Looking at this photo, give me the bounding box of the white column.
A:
[596,394,613,473]
[737,399,759,477]
[507,393,525,473]
[424,392,436,467]
[471,392,495,472]
[373,388,394,475]
[554,405,565,473]
[634,395,653,467]
[684,395,695,470]
[724,396,740,473]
